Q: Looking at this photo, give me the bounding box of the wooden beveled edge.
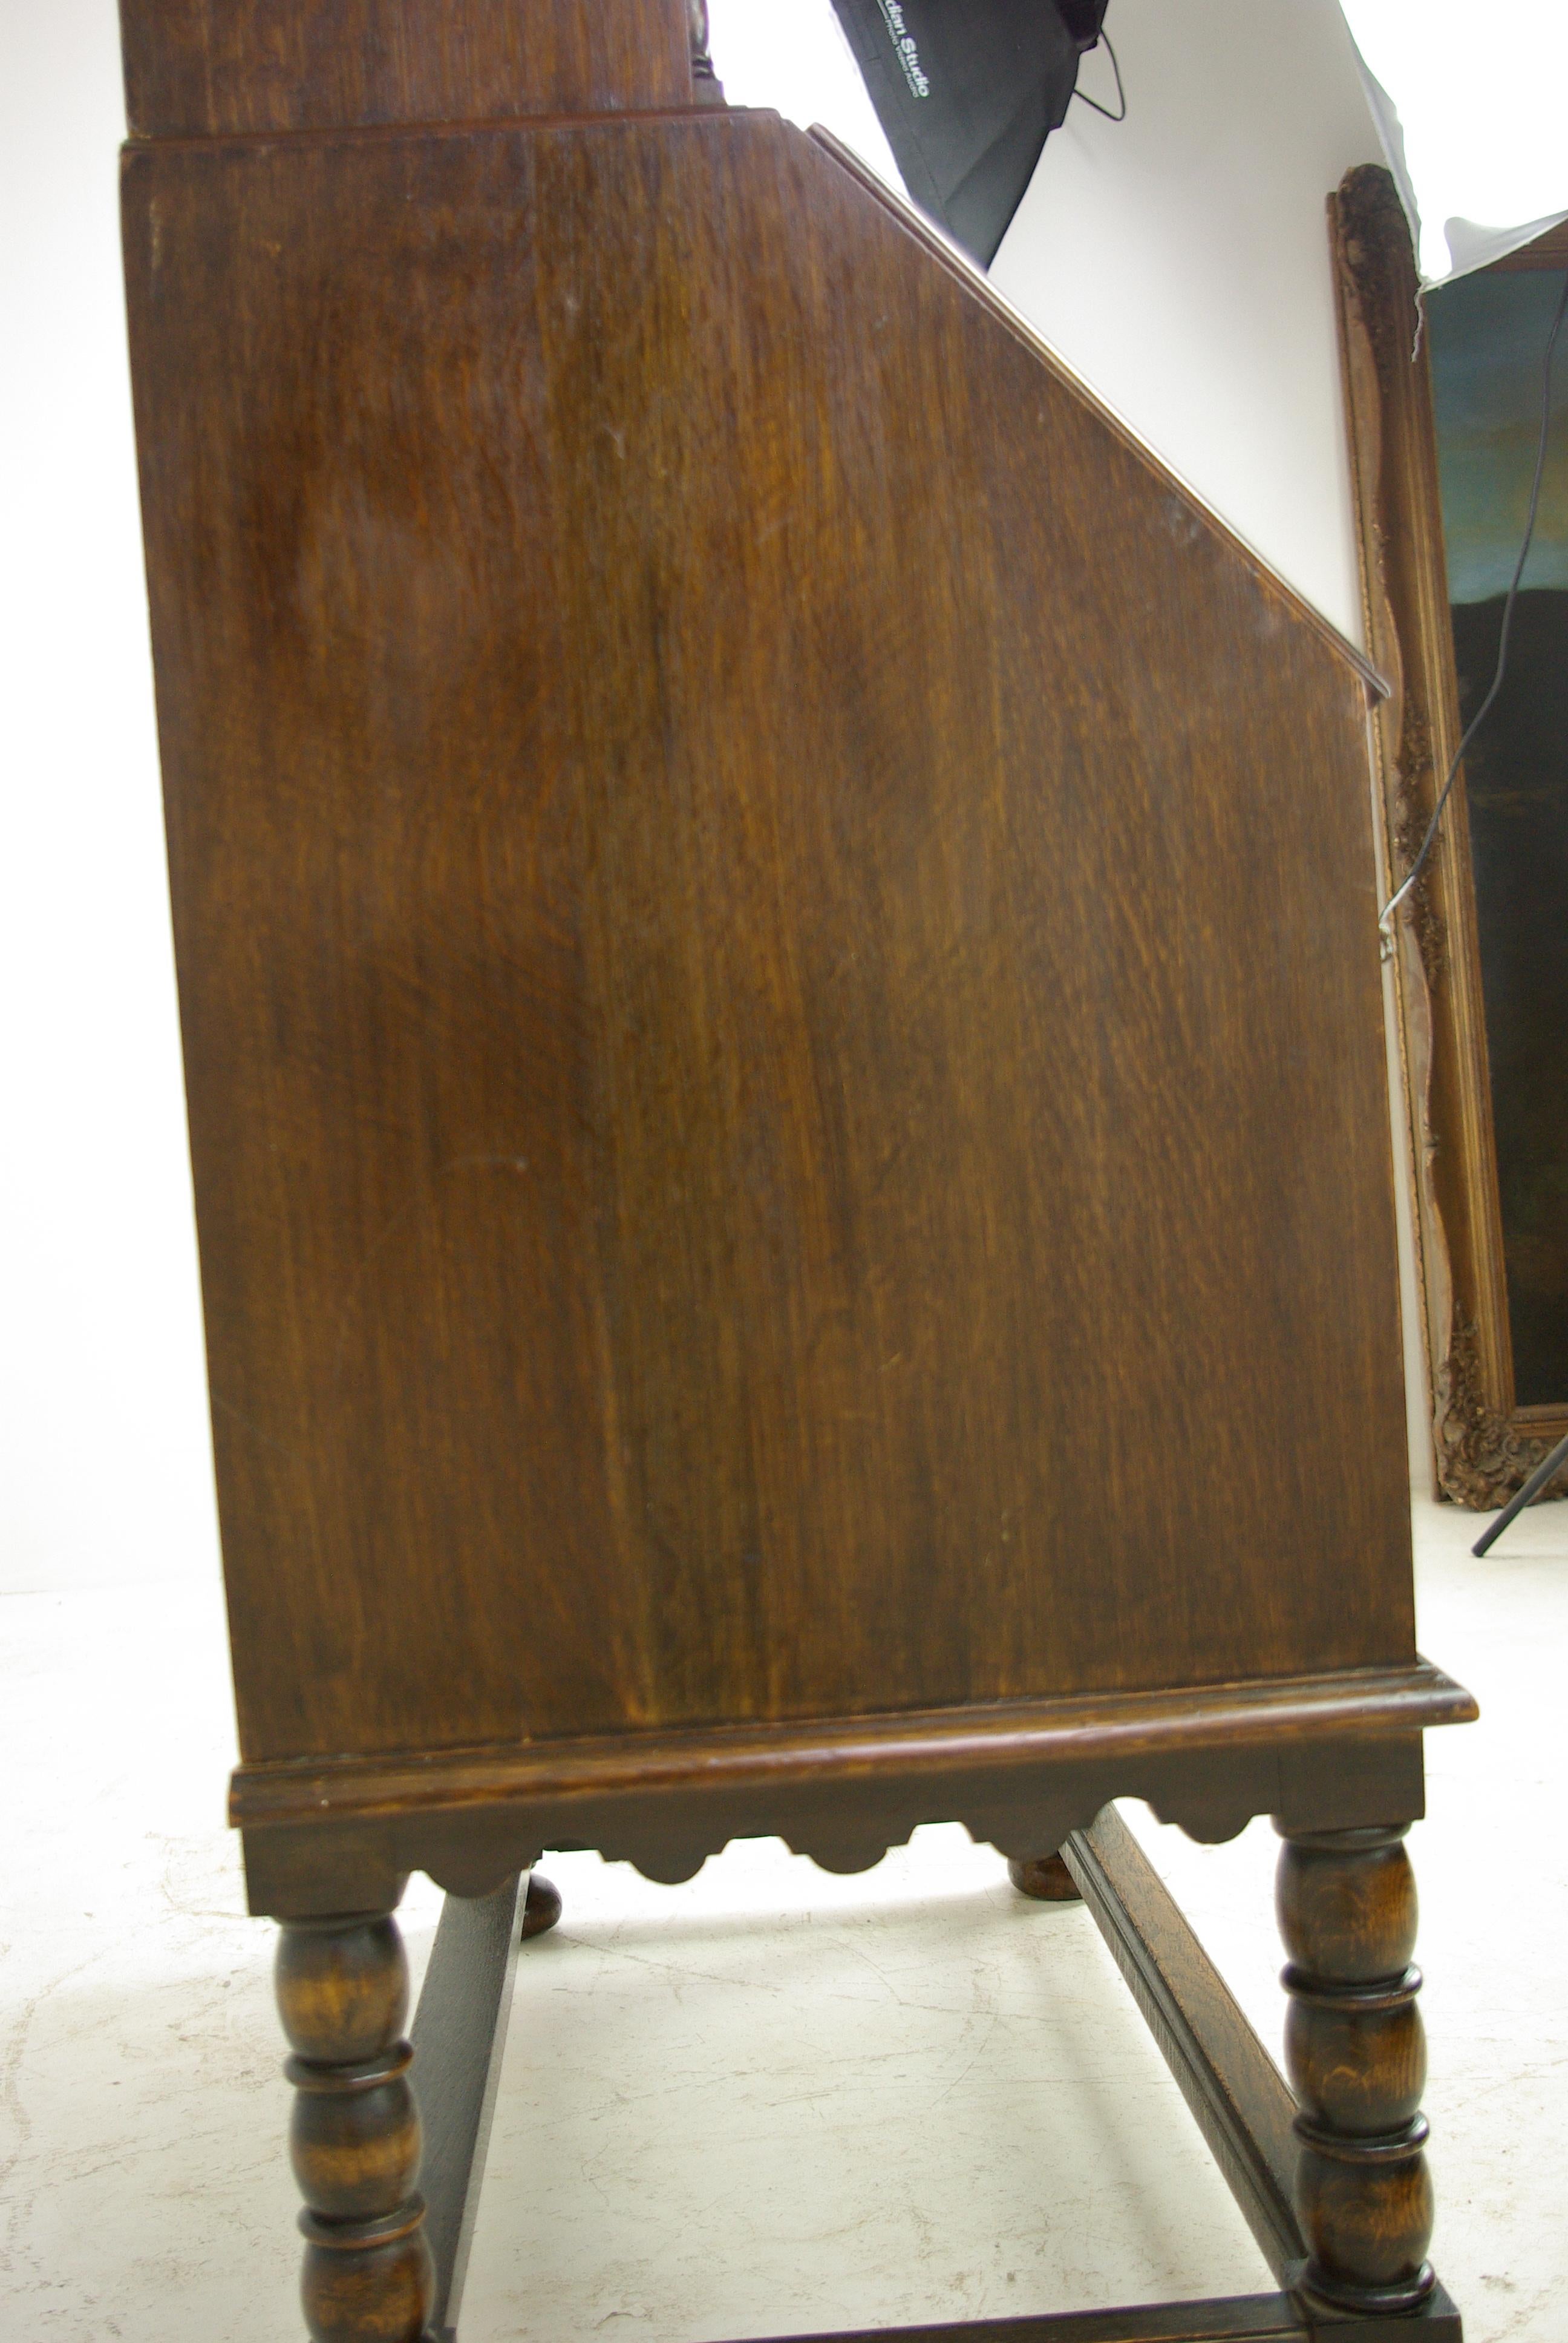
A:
[714,2278,1462,2340]
[230,1659,1475,1830]
[708,2297,1309,2342]
[118,97,736,156]
[806,125,1391,706]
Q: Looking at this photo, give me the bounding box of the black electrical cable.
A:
[1072,31,1125,122]
[1381,263,1568,934]
[1472,1426,1568,1555]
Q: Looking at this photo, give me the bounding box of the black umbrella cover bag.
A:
[829,0,1082,264]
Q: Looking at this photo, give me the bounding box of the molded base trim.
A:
[235,1659,1472,1828]
[235,1661,1471,1915]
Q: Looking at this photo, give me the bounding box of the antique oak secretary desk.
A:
[119,4,1476,2338]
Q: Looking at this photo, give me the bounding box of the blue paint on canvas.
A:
[1426,267,1568,603]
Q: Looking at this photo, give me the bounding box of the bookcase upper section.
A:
[119,0,695,139]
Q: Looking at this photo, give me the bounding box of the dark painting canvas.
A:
[1429,266,1568,1406]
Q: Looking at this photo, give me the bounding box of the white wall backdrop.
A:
[988,3,1432,1491]
[711,0,1385,642]
[990,0,1383,641]
[1341,0,1568,283]
[1,0,217,1595]
[0,0,1423,1607]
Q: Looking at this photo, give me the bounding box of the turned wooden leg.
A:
[520,1872,562,1939]
[1008,1852,1082,1902]
[276,1910,435,2343]
[1276,1824,1434,2316]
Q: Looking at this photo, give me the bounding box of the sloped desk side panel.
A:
[125,111,1414,1791]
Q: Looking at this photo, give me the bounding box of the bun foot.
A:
[520,1873,562,1941]
[1008,1853,1082,1902]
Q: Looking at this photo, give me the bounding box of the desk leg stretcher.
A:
[267,1814,1458,2343]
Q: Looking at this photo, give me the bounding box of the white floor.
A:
[1,1495,1563,2342]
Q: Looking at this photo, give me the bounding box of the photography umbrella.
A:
[829,1,1108,266]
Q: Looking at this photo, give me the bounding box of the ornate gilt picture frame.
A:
[1330,165,1568,1507]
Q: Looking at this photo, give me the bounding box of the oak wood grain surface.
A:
[119,0,693,139]
[236,1727,1436,1916]
[229,1670,1465,1828]
[677,2282,1462,2342]
[126,109,1414,1771]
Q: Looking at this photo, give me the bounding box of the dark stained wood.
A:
[1330,165,1568,1501]
[234,1688,1449,1914]
[518,1871,563,1939]
[128,107,1422,1793]
[276,1911,433,2342]
[680,2285,1465,2342]
[1277,1826,1417,1987]
[241,1737,1434,1916]
[724,2301,1311,2343]
[409,1877,526,2343]
[815,132,1390,701]
[119,0,694,140]
[276,1910,411,2062]
[233,1668,1467,1829]
[118,20,1479,2337]
[1277,1826,1434,2316]
[1301,2278,1462,2341]
[1008,1852,1081,1901]
[1062,1807,1304,2286]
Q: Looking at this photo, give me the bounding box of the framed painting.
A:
[1331,164,1568,1506]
